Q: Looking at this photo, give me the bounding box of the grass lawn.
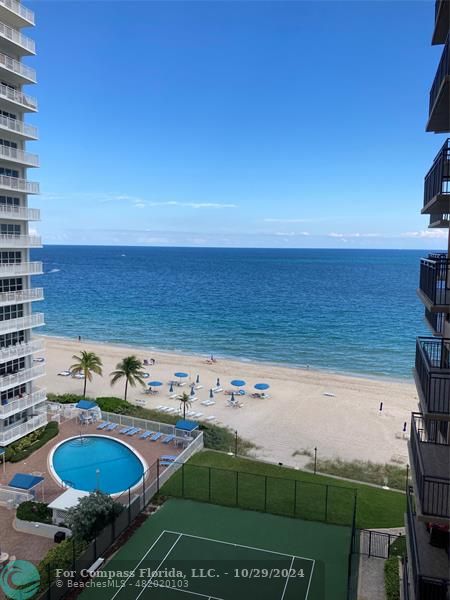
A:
[164,451,406,530]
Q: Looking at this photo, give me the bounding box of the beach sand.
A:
[39,335,418,468]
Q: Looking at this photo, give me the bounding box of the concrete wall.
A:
[14,517,71,540]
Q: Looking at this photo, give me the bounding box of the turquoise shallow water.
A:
[32,246,431,379]
[52,436,144,494]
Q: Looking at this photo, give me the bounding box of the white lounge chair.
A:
[205,416,216,421]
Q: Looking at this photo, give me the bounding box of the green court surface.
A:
[80,499,351,600]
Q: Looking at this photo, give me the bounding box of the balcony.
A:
[415,337,450,416]
[418,255,450,310]
[433,0,450,45]
[0,0,34,28]
[0,82,37,113]
[0,144,38,167]
[0,287,43,306]
[427,34,450,133]
[0,338,44,363]
[424,308,446,335]
[0,205,40,220]
[0,20,35,55]
[0,175,39,194]
[0,261,42,277]
[0,388,46,418]
[0,51,35,85]
[408,413,450,521]
[0,363,45,392]
[405,486,450,600]
[422,139,450,215]
[429,212,450,228]
[0,234,41,248]
[0,113,38,140]
[0,412,47,445]
[0,312,44,335]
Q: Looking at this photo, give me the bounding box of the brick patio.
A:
[0,414,184,565]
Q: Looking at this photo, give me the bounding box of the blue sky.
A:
[27,0,448,248]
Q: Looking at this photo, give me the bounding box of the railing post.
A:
[264,475,268,513]
[181,462,185,497]
[156,459,160,494]
[236,471,239,506]
[325,485,329,522]
[208,467,211,502]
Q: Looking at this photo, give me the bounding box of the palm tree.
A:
[70,351,103,398]
[110,355,146,401]
[179,392,192,419]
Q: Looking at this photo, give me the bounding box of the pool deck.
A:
[0,414,184,565]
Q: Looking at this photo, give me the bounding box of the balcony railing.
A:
[0,287,43,306]
[423,139,450,211]
[0,338,44,362]
[428,34,450,131]
[0,113,38,139]
[0,144,39,166]
[0,205,40,220]
[0,261,42,277]
[0,20,35,54]
[409,413,450,519]
[0,363,45,391]
[425,308,446,335]
[0,412,47,445]
[419,255,450,306]
[0,387,46,417]
[0,312,44,334]
[406,486,450,599]
[0,175,39,194]
[0,82,37,111]
[0,234,41,248]
[415,337,450,415]
[0,51,35,83]
[0,0,34,26]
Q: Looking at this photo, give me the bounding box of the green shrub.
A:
[46,393,84,404]
[390,536,406,558]
[384,556,400,600]
[38,538,87,590]
[16,501,52,524]
[96,396,132,414]
[6,421,59,463]
[66,491,123,542]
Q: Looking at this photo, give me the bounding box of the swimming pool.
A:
[50,435,147,494]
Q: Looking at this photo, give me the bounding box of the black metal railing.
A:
[410,413,450,519]
[419,256,450,305]
[425,308,446,335]
[430,34,450,114]
[433,0,450,45]
[424,139,450,209]
[415,338,450,415]
[406,486,450,600]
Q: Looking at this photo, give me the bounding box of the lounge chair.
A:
[194,384,203,390]
[139,430,153,439]
[201,400,215,406]
[156,405,164,410]
[212,386,223,393]
[97,422,109,430]
[160,455,176,461]
[159,461,174,467]
[150,432,163,441]
[106,423,118,431]
[205,416,216,421]
[168,393,178,399]
[162,435,175,444]
[127,427,141,436]
[119,426,133,434]
[193,412,203,418]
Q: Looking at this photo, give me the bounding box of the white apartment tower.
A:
[0,0,46,450]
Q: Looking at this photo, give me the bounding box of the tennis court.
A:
[80,499,352,600]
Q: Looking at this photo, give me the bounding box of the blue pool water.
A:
[51,436,145,494]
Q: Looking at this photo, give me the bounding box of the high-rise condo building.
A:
[0,0,46,450]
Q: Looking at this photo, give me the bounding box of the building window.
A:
[0,384,27,406]
[0,304,24,322]
[0,168,19,178]
[0,330,25,348]
[0,253,21,265]
[0,358,25,377]
[0,139,17,149]
[0,225,20,236]
[0,196,20,207]
[0,277,23,291]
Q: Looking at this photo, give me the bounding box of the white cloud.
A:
[328,232,381,238]
[400,230,448,239]
[274,231,310,237]
[264,218,313,223]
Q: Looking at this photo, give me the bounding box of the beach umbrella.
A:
[190,387,195,396]
[148,381,163,387]
[174,372,188,379]
[231,379,246,388]
[209,388,214,399]
[196,374,200,384]
[216,378,220,386]
[169,382,174,393]
[231,392,235,402]
[254,383,270,391]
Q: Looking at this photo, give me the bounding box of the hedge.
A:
[6,421,59,463]
[16,501,52,524]
[384,556,400,600]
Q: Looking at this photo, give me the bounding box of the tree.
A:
[70,351,103,397]
[179,392,192,419]
[65,491,123,542]
[110,355,146,401]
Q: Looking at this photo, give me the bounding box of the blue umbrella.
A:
[148,381,163,387]
[231,379,246,387]
[169,382,174,393]
[174,372,188,378]
[209,388,214,399]
[254,383,270,391]
[190,387,195,396]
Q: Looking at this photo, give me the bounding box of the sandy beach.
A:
[39,335,418,468]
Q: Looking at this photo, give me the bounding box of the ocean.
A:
[31,246,430,380]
